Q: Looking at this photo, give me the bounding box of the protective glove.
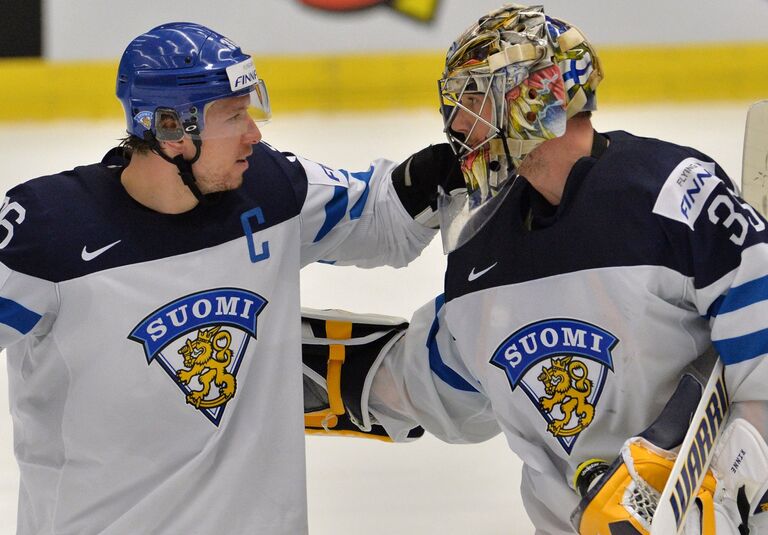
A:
[302,307,423,440]
[391,143,463,227]
[571,373,718,535]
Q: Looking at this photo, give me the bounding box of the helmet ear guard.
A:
[151,109,186,143]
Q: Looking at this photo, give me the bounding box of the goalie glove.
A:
[571,372,718,535]
[302,307,424,441]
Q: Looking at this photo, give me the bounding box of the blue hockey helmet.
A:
[116,22,271,142]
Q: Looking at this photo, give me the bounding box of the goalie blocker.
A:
[302,308,424,441]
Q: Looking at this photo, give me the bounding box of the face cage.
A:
[439,73,502,160]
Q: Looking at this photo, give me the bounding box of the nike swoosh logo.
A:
[81,240,121,261]
[468,262,498,282]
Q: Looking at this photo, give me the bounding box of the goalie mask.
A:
[437,4,602,252]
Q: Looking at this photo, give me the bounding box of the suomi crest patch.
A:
[490,318,617,453]
[128,288,267,426]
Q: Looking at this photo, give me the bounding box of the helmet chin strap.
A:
[147,135,207,204]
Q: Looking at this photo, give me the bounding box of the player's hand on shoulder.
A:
[392,143,463,225]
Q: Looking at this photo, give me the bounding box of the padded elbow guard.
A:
[302,307,424,441]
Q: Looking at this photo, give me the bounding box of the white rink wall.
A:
[0,102,753,534]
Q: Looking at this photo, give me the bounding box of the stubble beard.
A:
[196,166,245,194]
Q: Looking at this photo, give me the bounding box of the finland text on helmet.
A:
[437,4,602,252]
[116,22,271,143]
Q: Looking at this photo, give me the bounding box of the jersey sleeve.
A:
[0,189,59,349]
[293,155,437,268]
[368,295,501,443]
[654,157,768,408]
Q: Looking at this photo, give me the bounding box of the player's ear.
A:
[160,141,184,158]
[158,135,200,160]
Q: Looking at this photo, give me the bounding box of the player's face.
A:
[191,95,262,193]
[450,92,494,150]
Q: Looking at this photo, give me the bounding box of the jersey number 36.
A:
[0,197,26,249]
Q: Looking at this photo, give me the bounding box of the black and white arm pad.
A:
[302,307,424,441]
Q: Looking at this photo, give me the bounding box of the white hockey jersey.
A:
[0,141,434,534]
[370,131,768,534]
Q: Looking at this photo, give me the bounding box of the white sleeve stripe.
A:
[699,243,768,315]
[710,273,768,318]
[712,299,768,340]
[726,243,768,287]
[714,330,768,365]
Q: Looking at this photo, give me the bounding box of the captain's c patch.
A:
[128,288,267,426]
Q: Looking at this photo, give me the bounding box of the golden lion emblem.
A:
[538,356,594,437]
[176,326,236,409]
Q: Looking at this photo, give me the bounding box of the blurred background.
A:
[0,1,767,533]
[2,0,768,120]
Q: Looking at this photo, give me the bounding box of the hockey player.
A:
[302,4,768,534]
[0,22,459,534]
